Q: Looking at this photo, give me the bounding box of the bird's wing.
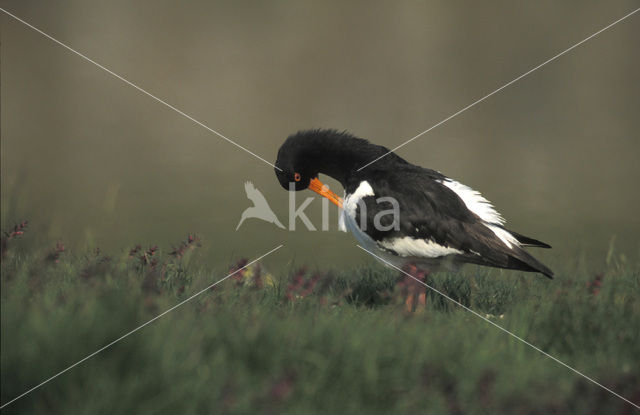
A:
[354,168,552,277]
[244,181,269,207]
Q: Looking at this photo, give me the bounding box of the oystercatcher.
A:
[275,129,553,283]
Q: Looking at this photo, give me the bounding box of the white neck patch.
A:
[344,181,374,218]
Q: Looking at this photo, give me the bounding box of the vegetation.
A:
[1,223,639,414]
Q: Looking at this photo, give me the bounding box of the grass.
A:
[1,225,639,414]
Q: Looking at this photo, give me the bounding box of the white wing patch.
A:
[439,179,504,224]
[486,224,519,249]
[379,237,463,258]
[439,178,519,249]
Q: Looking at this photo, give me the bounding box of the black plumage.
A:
[275,129,553,278]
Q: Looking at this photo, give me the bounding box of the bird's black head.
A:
[275,129,374,206]
[275,128,389,188]
[274,132,318,192]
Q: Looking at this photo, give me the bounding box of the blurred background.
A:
[1,1,639,273]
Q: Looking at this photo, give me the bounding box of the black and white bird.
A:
[275,129,553,278]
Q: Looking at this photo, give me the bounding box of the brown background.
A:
[2,1,639,272]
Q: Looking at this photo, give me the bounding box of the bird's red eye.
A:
[294,172,301,182]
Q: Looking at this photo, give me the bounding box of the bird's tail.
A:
[507,229,551,248]
[507,248,554,279]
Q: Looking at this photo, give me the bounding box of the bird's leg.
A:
[401,264,428,312]
[401,264,415,312]
[404,290,415,312]
[415,270,429,312]
[417,291,427,309]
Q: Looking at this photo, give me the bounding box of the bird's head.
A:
[274,130,343,207]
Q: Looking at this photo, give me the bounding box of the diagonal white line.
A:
[0,244,284,410]
[0,8,282,171]
[357,7,640,171]
[356,244,640,410]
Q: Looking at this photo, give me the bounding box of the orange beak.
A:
[308,177,343,208]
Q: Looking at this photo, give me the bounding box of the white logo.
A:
[236,182,285,230]
[236,181,399,232]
